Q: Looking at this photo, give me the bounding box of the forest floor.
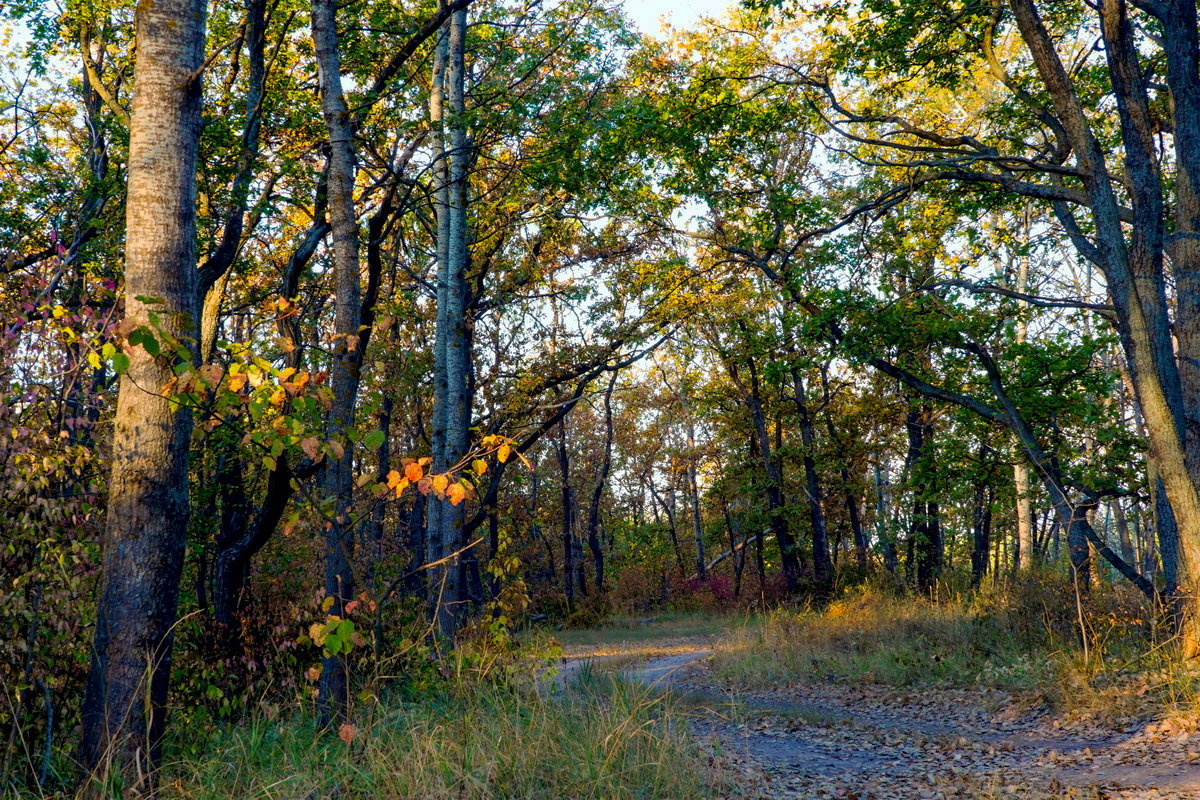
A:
[556,621,1200,800]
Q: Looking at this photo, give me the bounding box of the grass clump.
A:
[159,671,720,800]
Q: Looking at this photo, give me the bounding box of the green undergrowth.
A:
[154,671,721,800]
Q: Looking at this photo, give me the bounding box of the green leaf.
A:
[111,352,130,375]
[140,328,160,356]
[363,429,385,450]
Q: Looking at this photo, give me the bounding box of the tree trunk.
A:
[1113,499,1134,567]
[427,8,472,640]
[584,373,618,594]
[556,421,575,611]
[971,481,993,587]
[744,361,801,591]
[1011,0,1200,653]
[791,366,833,589]
[311,0,365,725]
[649,479,686,576]
[875,461,897,572]
[79,0,206,787]
[686,421,706,581]
[1014,458,1035,570]
[904,399,942,593]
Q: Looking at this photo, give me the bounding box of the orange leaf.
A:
[447,482,466,505]
[300,437,321,461]
[393,477,410,497]
[432,474,449,495]
[404,462,424,482]
[386,469,402,488]
[338,723,357,744]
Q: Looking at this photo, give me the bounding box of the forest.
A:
[5,0,1200,797]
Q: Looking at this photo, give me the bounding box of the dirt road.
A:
[559,634,1200,800]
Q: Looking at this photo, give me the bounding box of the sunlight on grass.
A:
[160,674,723,800]
[705,580,1200,727]
[711,590,1045,689]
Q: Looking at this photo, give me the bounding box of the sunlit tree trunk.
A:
[79,0,206,788]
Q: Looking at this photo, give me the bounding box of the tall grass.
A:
[712,590,1049,689]
[156,671,720,800]
[710,576,1161,705]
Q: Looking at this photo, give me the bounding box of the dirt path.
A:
[559,635,1200,800]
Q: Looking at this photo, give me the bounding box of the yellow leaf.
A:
[432,474,449,495]
[393,477,410,497]
[472,459,487,476]
[497,444,512,463]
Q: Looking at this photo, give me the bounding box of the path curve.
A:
[577,638,1200,800]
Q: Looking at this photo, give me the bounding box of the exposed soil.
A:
[558,634,1200,800]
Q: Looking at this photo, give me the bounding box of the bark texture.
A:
[79,0,206,789]
[312,0,364,724]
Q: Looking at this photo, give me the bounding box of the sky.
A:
[620,0,735,35]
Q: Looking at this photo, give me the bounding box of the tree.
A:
[310,0,363,726]
[793,0,1200,649]
[78,0,207,789]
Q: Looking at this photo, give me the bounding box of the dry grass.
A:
[154,671,723,800]
[711,588,1047,689]
[708,579,1167,710]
